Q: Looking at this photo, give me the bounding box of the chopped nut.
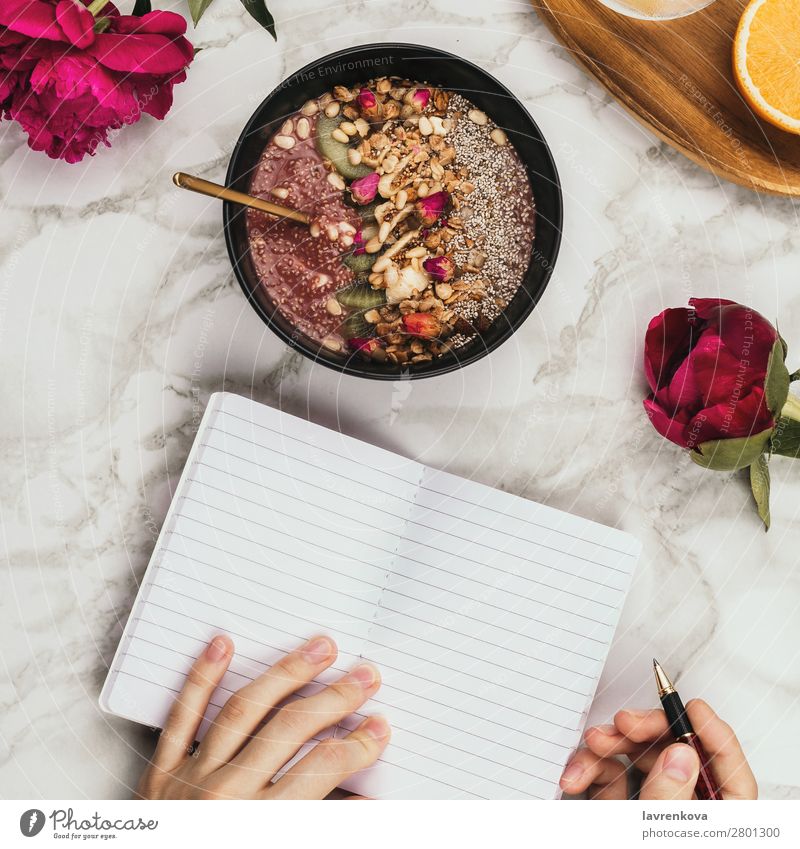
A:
[355,118,370,137]
[418,116,433,136]
[333,85,354,102]
[327,172,346,190]
[490,127,508,146]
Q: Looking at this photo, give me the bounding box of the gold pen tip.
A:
[172,172,184,187]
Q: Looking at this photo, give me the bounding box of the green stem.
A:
[781,392,800,423]
[87,0,111,16]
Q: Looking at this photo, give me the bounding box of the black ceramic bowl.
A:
[224,43,562,380]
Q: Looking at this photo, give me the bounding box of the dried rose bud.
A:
[348,337,384,353]
[411,87,430,112]
[402,312,442,339]
[414,190,449,227]
[349,172,379,205]
[357,88,382,121]
[423,255,455,283]
[352,230,367,256]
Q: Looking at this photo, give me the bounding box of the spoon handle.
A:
[172,172,310,225]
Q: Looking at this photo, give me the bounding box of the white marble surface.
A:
[1,0,799,800]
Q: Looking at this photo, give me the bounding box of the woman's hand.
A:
[137,635,390,799]
[560,700,757,800]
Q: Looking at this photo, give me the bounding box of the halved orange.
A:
[733,0,800,135]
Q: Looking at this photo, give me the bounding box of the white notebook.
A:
[101,392,640,800]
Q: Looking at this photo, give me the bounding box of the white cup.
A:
[594,0,717,20]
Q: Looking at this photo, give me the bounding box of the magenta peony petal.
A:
[88,31,193,74]
[55,0,95,49]
[0,0,64,41]
[642,307,695,394]
[643,398,690,448]
[685,386,774,448]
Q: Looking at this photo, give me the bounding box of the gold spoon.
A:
[172,172,310,226]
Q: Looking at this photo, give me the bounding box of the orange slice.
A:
[733,0,800,135]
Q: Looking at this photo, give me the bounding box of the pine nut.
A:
[365,236,383,253]
[310,221,321,238]
[418,116,433,136]
[372,256,392,273]
[340,121,357,136]
[327,172,345,190]
[326,224,339,241]
[347,148,362,165]
[340,235,353,248]
[280,119,293,135]
[301,100,319,116]
[406,246,427,258]
[417,182,430,198]
[296,117,310,139]
[468,109,488,125]
[331,128,349,143]
[274,135,295,149]
[324,102,341,118]
[326,298,343,316]
[490,128,508,146]
[378,220,392,242]
[395,189,408,210]
[339,222,357,234]
[270,186,289,199]
[322,336,342,352]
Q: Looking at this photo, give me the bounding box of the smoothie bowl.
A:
[224,44,562,379]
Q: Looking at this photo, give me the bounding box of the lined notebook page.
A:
[339,468,640,799]
[101,392,640,800]
[101,393,424,737]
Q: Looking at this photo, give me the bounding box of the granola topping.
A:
[246,77,536,367]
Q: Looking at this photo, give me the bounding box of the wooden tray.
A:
[532,0,800,196]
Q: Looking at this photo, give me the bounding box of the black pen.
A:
[653,659,721,800]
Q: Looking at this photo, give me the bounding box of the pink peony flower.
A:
[423,255,455,283]
[349,171,379,205]
[356,86,382,121]
[414,190,449,226]
[0,0,194,163]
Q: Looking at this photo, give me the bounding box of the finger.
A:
[584,725,669,773]
[197,636,337,769]
[228,663,381,789]
[686,700,757,800]
[640,743,700,800]
[152,635,233,772]
[265,715,391,800]
[560,748,627,798]
[614,708,671,743]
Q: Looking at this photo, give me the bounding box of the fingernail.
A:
[590,724,618,736]
[303,636,334,663]
[662,745,697,782]
[205,636,228,663]
[361,715,390,740]
[621,709,647,719]
[561,761,584,784]
[346,663,378,689]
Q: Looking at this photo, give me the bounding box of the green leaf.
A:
[771,415,800,459]
[132,0,152,15]
[188,0,215,26]
[240,0,277,39]
[690,429,773,471]
[765,338,790,417]
[749,454,771,530]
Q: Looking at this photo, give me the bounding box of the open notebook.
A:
[101,392,641,799]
